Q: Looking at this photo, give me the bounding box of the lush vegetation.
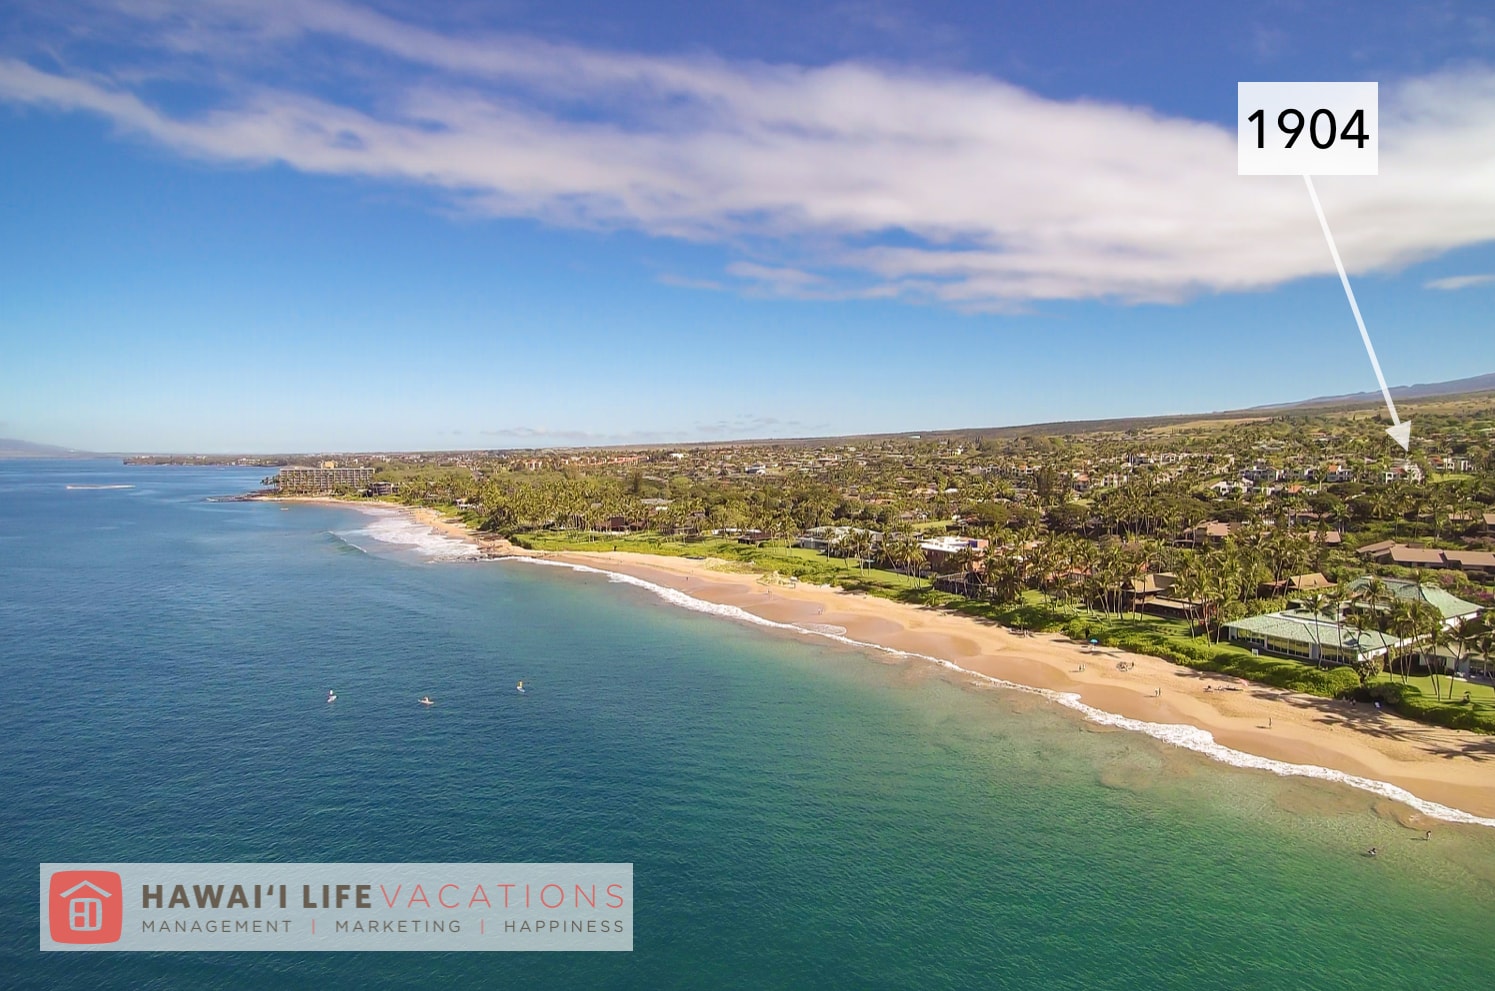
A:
[293,393,1495,734]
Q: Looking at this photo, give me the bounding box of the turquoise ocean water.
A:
[2,460,1493,989]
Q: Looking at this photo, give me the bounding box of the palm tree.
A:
[1354,576,1389,634]
[850,529,875,572]
[882,532,922,586]
[1423,614,1450,701]
[1477,630,1495,681]
[1302,590,1329,668]
[1198,555,1236,642]
[1323,584,1349,670]
[1385,600,1419,684]
[986,554,1027,605]
[1387,599,1442,685]
[1450,624,1477,699]
[1175,558,1205,638]
[904,542,929,587]
[829,529,852,567]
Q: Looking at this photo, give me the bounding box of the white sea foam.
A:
[335,507,479,560]
[65,484,134,490]
[510,556,1495,829]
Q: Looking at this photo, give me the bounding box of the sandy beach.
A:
[277,498,1495,824]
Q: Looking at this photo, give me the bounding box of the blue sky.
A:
[2,0,1494,452]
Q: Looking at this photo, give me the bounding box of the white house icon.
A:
[60,880,112,932]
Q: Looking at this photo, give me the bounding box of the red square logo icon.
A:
[48,871,123,944]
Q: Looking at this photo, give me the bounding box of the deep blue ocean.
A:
[3,460,1493,989]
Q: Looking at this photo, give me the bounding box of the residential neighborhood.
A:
[254,393,1495,730]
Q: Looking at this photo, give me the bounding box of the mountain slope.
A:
[1253,372,1495,410]
[0,438,97,459]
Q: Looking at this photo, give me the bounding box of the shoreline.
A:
[254,495,529,556]
[268,496,1495,826]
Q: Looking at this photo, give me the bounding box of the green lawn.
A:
[1373,670,1495,705]
[512,530,920,591]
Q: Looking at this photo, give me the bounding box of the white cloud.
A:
[1424,272,1495,290]
[4,0,1495,308]
[693,414,817,436]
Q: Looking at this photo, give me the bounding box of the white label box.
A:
[1238,81,1378,175]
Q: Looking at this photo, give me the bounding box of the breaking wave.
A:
[509,556,1495,829]
[334,507,479,561]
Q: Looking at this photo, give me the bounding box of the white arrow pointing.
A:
[1303,174,1410,450]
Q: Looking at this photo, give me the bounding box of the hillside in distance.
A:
[782,372,1495,447]
[0,438,96,459]
[6,371,1495,458]
[1250,372,1495,411]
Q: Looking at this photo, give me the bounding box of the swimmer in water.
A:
[419,696,434,706]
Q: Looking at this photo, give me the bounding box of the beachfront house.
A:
[1179,520,1232,546]
[798,526,882,555]
[1257,572,1334,597]
[1225,611,1399,666]
[1122,573,1202,620]
[1225,578,1480,668]
[919,535,989,572]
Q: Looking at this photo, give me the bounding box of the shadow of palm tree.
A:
[1252,690,1495,758]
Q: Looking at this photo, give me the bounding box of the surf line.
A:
[507,556,1495,830]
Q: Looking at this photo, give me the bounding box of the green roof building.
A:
[1343,577,1480,623]
[1225,579,1480,667]
[1225,610,1400,665]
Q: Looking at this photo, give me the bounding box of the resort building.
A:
[1225,611,1400,665]
[275,465,374,494]
[1225,578,1480,666]
[1353,542,1495,577]
[1343,577,1481,627]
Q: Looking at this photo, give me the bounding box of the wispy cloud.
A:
[5,0,1495,309]
[655,272,727,292]
[1424,272,1495,290]
[478,426,678,446]
[693,415,820,437]
[475,414,821,446]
